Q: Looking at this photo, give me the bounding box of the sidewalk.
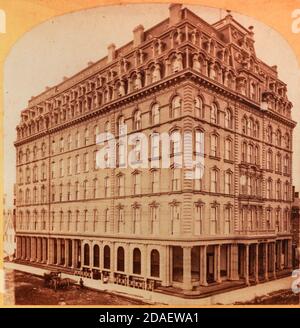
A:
[3,262,294,305]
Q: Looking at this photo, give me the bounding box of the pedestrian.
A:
[79,277,84,288]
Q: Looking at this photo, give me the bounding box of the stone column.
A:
[272,242,276,278]
[26,237,31,261]
[48,238,55,265]
[229,244,239,281]
[255,243,259,283]
[244,244,250,285]
[183,246,192,290]
[199,245,208,286]
[90,243,93,269]
[214,245,221,283]
[16,237,21,259]
[142,244,147,278]
[57,239,61,265]
[65,239,69,267]
[263,243,269,280]
[30,238,34,261]
[37,238,42,262]
[72,239,77,268]
[161,245,171,287]
[278,240,283,269]
[287,239,293,268]
[109,242,115,283]
[42,238,47,263]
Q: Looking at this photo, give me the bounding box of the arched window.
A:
[224,138,232,160]
[103,245,110,269]
[41,143,46,157]
[132,248,141,275]
[151,103,160,125]
[94,125,99,143]
[104,208,109,233]
[242,116,247,134]
[224,171,232,194]
[267,149,273,170]
[285,133,290,149]
[41,210,46,230]
[133,110,141,130]
[84,128,89,146]
[171,96,181,119]
[84,244,90,266]
[194,97,203,118]
[171,168,181,191]
[210,134,218,157]
[210,103,218,124]
[267,179,272,199]
[26,148,30,162]
[117,116,126,136]
[210,168,218,193]
[247,144,254,163]
[224,108,233,129]
[241,142,247,162]
[117,247,125,272]
[247,118,254,136]
[276,153,282,172]
[83,209,88,232]
[267,126,273,143]
[93,245,100,267]
[276,129,282,147]
[150,250,160,277]
[104,121,110,133]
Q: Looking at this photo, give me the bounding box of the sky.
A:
[4,3,300,207]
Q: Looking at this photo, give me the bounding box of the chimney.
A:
[107,43,116,62]
[133,24,144,47]
[169,3,182,25]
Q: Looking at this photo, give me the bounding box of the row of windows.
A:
[240,206,290,232]
[82,245,160,277]
[16,203,234,236]
[17,167,235,205]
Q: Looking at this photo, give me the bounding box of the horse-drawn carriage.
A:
[43,271,74,291]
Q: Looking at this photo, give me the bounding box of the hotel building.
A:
[14,4,296,294]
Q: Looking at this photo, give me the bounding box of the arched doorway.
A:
[93,244,100,267]
[150,249,160,277]
[84,244,90,266]
[103,245,110,269]
[117,247,125,272]
[133,248,141,275]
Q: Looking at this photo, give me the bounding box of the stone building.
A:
[14,4,296,294]
[291,188,300,268]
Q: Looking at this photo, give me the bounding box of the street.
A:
[4,268,147,306]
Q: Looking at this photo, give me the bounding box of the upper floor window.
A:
[133,172,141,195]
[276,129,282,147]
[84,128,89,146]
[224,108,233,129]
[210,103,218,124]
[210,134,219,157]
[133,110,141,130]
[118,116,126,136]
[210,168,219,193]
[194,97,203,118]
[224,138,232,161]
[171,96,181,119]
[151,103,160,125]
[75,131,80,148]
[266,126,272,143]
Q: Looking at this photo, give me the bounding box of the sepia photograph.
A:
[1,1,300,309]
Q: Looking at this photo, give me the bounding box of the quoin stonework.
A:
[14,4,296,295]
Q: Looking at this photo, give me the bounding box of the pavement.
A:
[3,261,295,305]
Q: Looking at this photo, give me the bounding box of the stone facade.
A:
[14,4,295,293]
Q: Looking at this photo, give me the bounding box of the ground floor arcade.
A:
[15,236,293,291]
